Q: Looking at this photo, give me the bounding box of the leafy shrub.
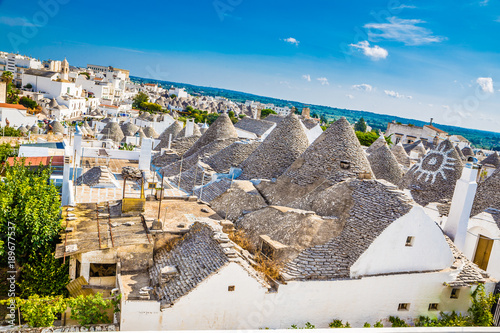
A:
[373,321,383,327]
[18,252,70,298]
[389,316,409,327]
[68,293,120,327]
[363,322,371,327]
[329,319,350,328]
[1,295,67,327]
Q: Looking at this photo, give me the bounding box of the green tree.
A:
[354,117,367,132]
[356,131,379,146]
[68,293,121,327]
[18,252,70,298]
[132,92,149,109]
[0,143,18,163]
[24,83,33,90]
[0,127,22,137]
[3,295,67,327]
[169,94,177,99]
[19,96,38,110]
[139,102,162,111]
[261,108,277,119]
[1,71,13,85]
[206,113,220,124]
[0,162,63,265]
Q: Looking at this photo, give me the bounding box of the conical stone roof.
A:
[183,113,238,158]
[121,122,139,137]
[455,145,466,161]
[366,135,386,154]
[83,121,94,136]
[257,117,373,205]
[238,113,309,180]
[101,120,124,143]
[367,143,403,185]
[51,121,64,134]
[135,128,146,138]
[155,121,183,150]
[462,146,474,157]
[205,140,261,173]
[49,98,58,108]
[471,167,500,216]
[159,121,183,141]
[391,142,411,168]
[400,140,463,206]
[17,126,27,134]
[143,126,159,139]
[177,123,202,138]
[30,125,40,134]
[480,152,500,168]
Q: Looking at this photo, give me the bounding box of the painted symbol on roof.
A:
[410,145,457,184]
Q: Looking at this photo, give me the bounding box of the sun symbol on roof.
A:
[410,145,457,184]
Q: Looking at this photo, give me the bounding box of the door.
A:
[473,235,494,270]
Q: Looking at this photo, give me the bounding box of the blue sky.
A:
[1,0,500,131]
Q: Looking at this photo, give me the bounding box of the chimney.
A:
[443,159,480,251]
[139,138,154,171]
[430,118,434,125]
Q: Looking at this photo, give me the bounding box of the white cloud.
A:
[0,16,36,27]
[476,77,494,93]
[392,4,417,10]
[302,74,311,82]
[349,41,388,60]
[480,0,489,6]
[283,37,299,46]
[346,94,354,99]
[351,83,373,92]
[364,17,445,45]
[317,77,329,85]
[384,90,412,99]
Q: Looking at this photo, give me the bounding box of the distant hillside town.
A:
[0,51,500,330]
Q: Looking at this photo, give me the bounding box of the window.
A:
[428,303,439,311]
[405,236,414,247]
[450,288,460,299]
[228,285,235,292]
[398,303,410,311]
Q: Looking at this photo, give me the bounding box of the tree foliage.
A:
[19,96,38,110]
[261,108,277,119]
[68,293,121,327]
[18,252,70,298]
[0,126,23,137]
[0,162,63,265]
[0,143,18,163]
[139,102,162,111]
[132,92,149,109]
[4,295,67,327]
[354,117,367,132]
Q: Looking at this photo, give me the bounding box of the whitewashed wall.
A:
[351,206,454,278]
[464,213,500,280]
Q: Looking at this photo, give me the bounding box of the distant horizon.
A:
[129,74,500,135]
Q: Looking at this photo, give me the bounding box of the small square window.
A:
[450,288,460,299]
[405,236,414,247]
[228,285,235,292]
[428,303,439,311]
[398,303,410,311]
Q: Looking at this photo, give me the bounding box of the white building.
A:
[167,87,188,99]
[0,52,42,85]
[0,103,38,128]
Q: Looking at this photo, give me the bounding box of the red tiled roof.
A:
[99,104,119,108]
[144,83,156,86]
[6,156,64,167]
[425,124,447,134]
[0,103,27,110]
